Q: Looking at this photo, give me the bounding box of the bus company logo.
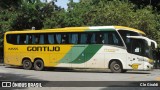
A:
[8,48,18,50]
[27,46,60,52]
[2,82,11,87]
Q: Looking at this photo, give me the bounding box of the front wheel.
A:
[110,61,123,73]
[34,59,44,71]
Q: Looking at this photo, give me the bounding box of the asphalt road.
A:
[0,65,160,90]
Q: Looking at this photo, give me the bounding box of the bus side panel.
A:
[85,45,127,69]
[56,45,128,69]
[4,44,74,67]
[21,45,73,67]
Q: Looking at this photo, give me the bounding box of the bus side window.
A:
[48,34,55,44]
[39,34,44,44]
[103,33,109,44]
[90,33,96,44]
[69,33,78,44]
[32,35,40,44]
[96,33,103,44]
[108,32,123,46]
[80,33,87,44]
[108,32,114,45]
[62,34,69,44]
[44,34,49,44]
[19,35,26,44]
[17,35,20,44]
[6,34,18,44]
[112,34,119,44]
[26,35,32,44]
[56,34,62,44]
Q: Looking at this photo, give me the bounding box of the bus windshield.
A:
[127,38,153,59]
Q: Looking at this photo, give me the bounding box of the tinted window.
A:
[118,30,142,44]
[62,34,68,44]
[69,34,78,44]
[80,33,87,44]
[90,33,96,44]
[6,31,124,46]
[17,35,26,44]
[48,34,55,44]
[55,34,61,44]
[128,39,147,56]
[103,31,124,46]
[118,30,143,50]
[6,34,18,44]
[96,33,103,44]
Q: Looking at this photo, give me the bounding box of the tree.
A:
[0,0,22,10]
[12,0,62,30]
[129,0,160,11]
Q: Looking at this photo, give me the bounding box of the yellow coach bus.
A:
[4,26,156,73]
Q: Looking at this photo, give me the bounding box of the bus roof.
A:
[5,26,146,35]
[115,26,146,35]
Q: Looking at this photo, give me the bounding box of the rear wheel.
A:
[34,59,44,71]
[22,59,32,70]
[110,61,123,73]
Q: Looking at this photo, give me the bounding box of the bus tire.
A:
[34,59,44,71]
[110,61,123,73]
[22,59,32,70]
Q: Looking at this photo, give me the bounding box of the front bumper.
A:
[144,62,153,70]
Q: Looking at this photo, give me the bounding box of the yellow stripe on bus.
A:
[115,26,146,35]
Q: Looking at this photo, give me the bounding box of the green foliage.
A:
[11,0,45,30]
[0,0,22,10]
[43,9,66,28]
[0,10,18,45]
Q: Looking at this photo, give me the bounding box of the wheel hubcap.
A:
[113,64,120,70]
[37,62,41,68]
[25,62,29,67]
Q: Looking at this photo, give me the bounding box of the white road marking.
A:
[0,69,9,73]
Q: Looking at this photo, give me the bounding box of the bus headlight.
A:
[148,59,154,65]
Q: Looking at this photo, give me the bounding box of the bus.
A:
[4,26,156,73]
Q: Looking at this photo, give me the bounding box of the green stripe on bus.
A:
[59,45,88,63]
[70,45,102,64]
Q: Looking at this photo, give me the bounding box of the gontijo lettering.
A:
[27,46,60,51]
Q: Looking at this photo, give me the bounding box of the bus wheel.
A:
[22,59,32,70]
[110,61,123,73]
[34,59,44,71]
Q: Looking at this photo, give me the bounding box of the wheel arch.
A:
[108,59,124,69]
[22,57,32,64]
